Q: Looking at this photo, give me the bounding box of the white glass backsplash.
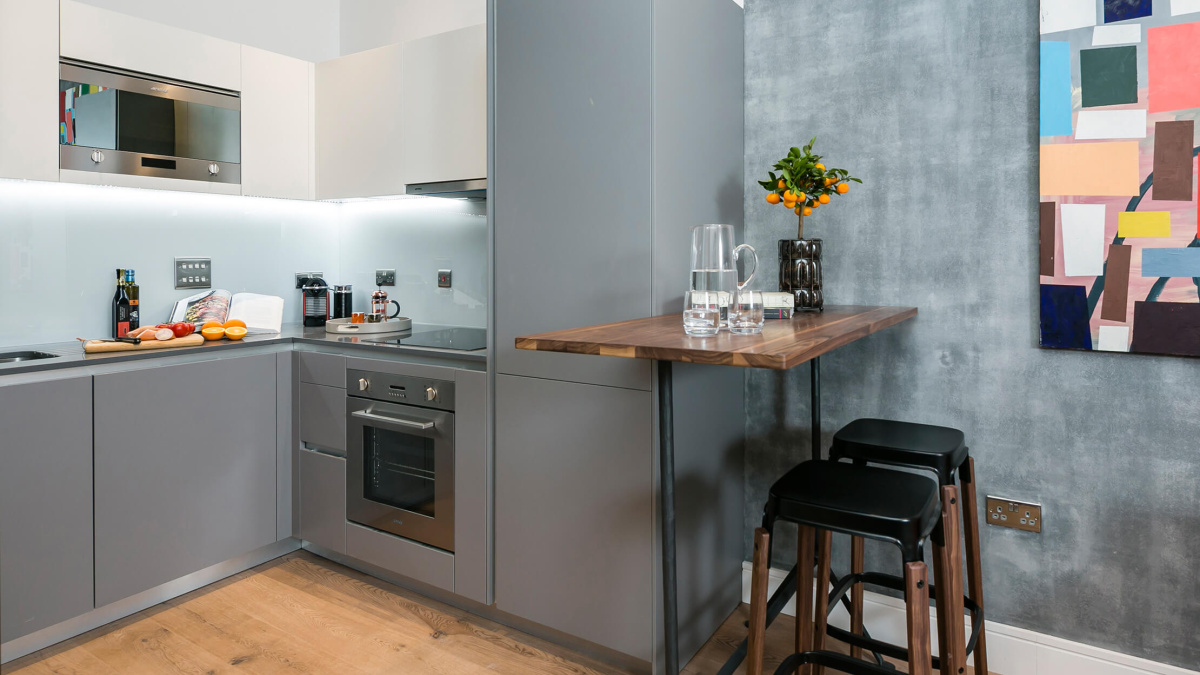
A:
[0,180,487,347]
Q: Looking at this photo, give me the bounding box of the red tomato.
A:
[157,324,173,329]
[171,322,192,338]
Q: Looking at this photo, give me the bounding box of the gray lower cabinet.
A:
[495,374,653,660]
[0,376,94,642]
[299,382,345,453]
[299,447,346,554]
[93,354,278,607]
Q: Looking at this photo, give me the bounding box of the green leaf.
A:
[790,146,801,158]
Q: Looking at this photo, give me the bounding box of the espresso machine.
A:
[299,276,330,327]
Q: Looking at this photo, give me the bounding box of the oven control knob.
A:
[208,163,220,176]
[425,386,437,402]
[358,378,369,391]
[90,150,104,164]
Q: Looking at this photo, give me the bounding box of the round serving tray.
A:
[324,317,413,334]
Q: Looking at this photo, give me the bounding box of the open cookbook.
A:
[167,290,285,334]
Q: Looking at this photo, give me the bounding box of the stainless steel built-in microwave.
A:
[59,60,241,185]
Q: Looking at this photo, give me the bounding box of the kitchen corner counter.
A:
[0,325,487,379]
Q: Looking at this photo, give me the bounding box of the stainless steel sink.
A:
[0,351,60,364]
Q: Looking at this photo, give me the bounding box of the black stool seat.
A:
[768,460,940,561]
[832,418,967,484]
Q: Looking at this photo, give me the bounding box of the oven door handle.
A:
[351,409,436,431]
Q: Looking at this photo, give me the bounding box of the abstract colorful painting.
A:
[1040,0,1200,356]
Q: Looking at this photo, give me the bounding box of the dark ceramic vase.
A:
[778,238,823,311]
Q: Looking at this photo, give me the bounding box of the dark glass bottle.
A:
[112,268,131,338]
[125,269,140,330]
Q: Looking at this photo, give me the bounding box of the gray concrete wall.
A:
[743,0,1200,668]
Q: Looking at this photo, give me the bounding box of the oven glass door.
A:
[347,398,454,551]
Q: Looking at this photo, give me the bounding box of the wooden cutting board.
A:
[82,333,206,353]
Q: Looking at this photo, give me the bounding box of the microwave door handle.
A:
[351,409,435,431]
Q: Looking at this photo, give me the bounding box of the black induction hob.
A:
[366,326,487,351]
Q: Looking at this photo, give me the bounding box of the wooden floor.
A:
[3,551,989,675]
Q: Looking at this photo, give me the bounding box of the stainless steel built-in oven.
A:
[346,369,455,552]
[59,60,241,184]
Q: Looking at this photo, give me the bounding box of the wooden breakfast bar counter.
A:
[516,305,918,674]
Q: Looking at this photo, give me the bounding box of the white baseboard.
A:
[742,563,1198,675]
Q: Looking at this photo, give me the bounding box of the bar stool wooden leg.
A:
[796,525,817,675]
[849,536,864,660]
[812,530,833,675]
[931,518,950,672]
[747,528,771,675]
[960,457,989,675]
[935,485,968,675]
[904,562,933,675]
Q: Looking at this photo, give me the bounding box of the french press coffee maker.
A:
[369,287,402,322]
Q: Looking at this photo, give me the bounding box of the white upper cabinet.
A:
[60,1,242,91]
[241,46,314,200]
[0,0,59,182]
[401,24,486,186]
[315,44,405,200]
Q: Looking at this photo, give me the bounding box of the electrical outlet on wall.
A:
[985,496,1042,533]
[437,269,452,288]
[175,257,212,290]
[295,271,325,288]
[376,269,396,286]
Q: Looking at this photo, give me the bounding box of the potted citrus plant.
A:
[758,138,861,311]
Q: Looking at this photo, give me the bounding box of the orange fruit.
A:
[814,163,825,171]
[836,183,849,194]
[782,190,796,202]
[777,179,786,189]
[796,192,806,203]
[824,177,834,187]
[201,320,222,330]
[224,327,248,341]
[201,327,225,341]
[803,207,813,216]
[766,192,781,204]
[819,194,831,204]
[222,319,246,329]
[810,200,820,209]
[794,205,803,215]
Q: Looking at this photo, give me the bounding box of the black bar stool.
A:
[829,419,986,675]
[746,460,942,675]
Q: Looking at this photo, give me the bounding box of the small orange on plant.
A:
[814,163,825,171]
[836,183,849,194]
[803,207,812,216]
[794,205,803,215]
[777,179,786,189]
[819,194,831,204]
[766,192,781,204]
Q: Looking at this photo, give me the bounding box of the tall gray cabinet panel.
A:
[93,355,278,607]
[0,377,94,642]
[493,0,653,391]
[652,0,746,315]
[494,374,653,660]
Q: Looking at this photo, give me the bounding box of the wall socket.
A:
[437,269,452,288]
[376,269,396,286]
[985,496,1042,533]
[175,257,212,290]
[295,271,325,288]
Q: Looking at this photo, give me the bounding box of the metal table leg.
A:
[658,360,679,674]
[811,356,821,459]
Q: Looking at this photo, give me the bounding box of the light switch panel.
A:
[175,257,212,290]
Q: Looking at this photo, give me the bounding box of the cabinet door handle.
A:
[351,410,435,430]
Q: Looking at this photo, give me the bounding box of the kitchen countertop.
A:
[0,324,487,377]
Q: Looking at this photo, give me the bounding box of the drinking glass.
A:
[729,289,764,335]
[683,290,721,336]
